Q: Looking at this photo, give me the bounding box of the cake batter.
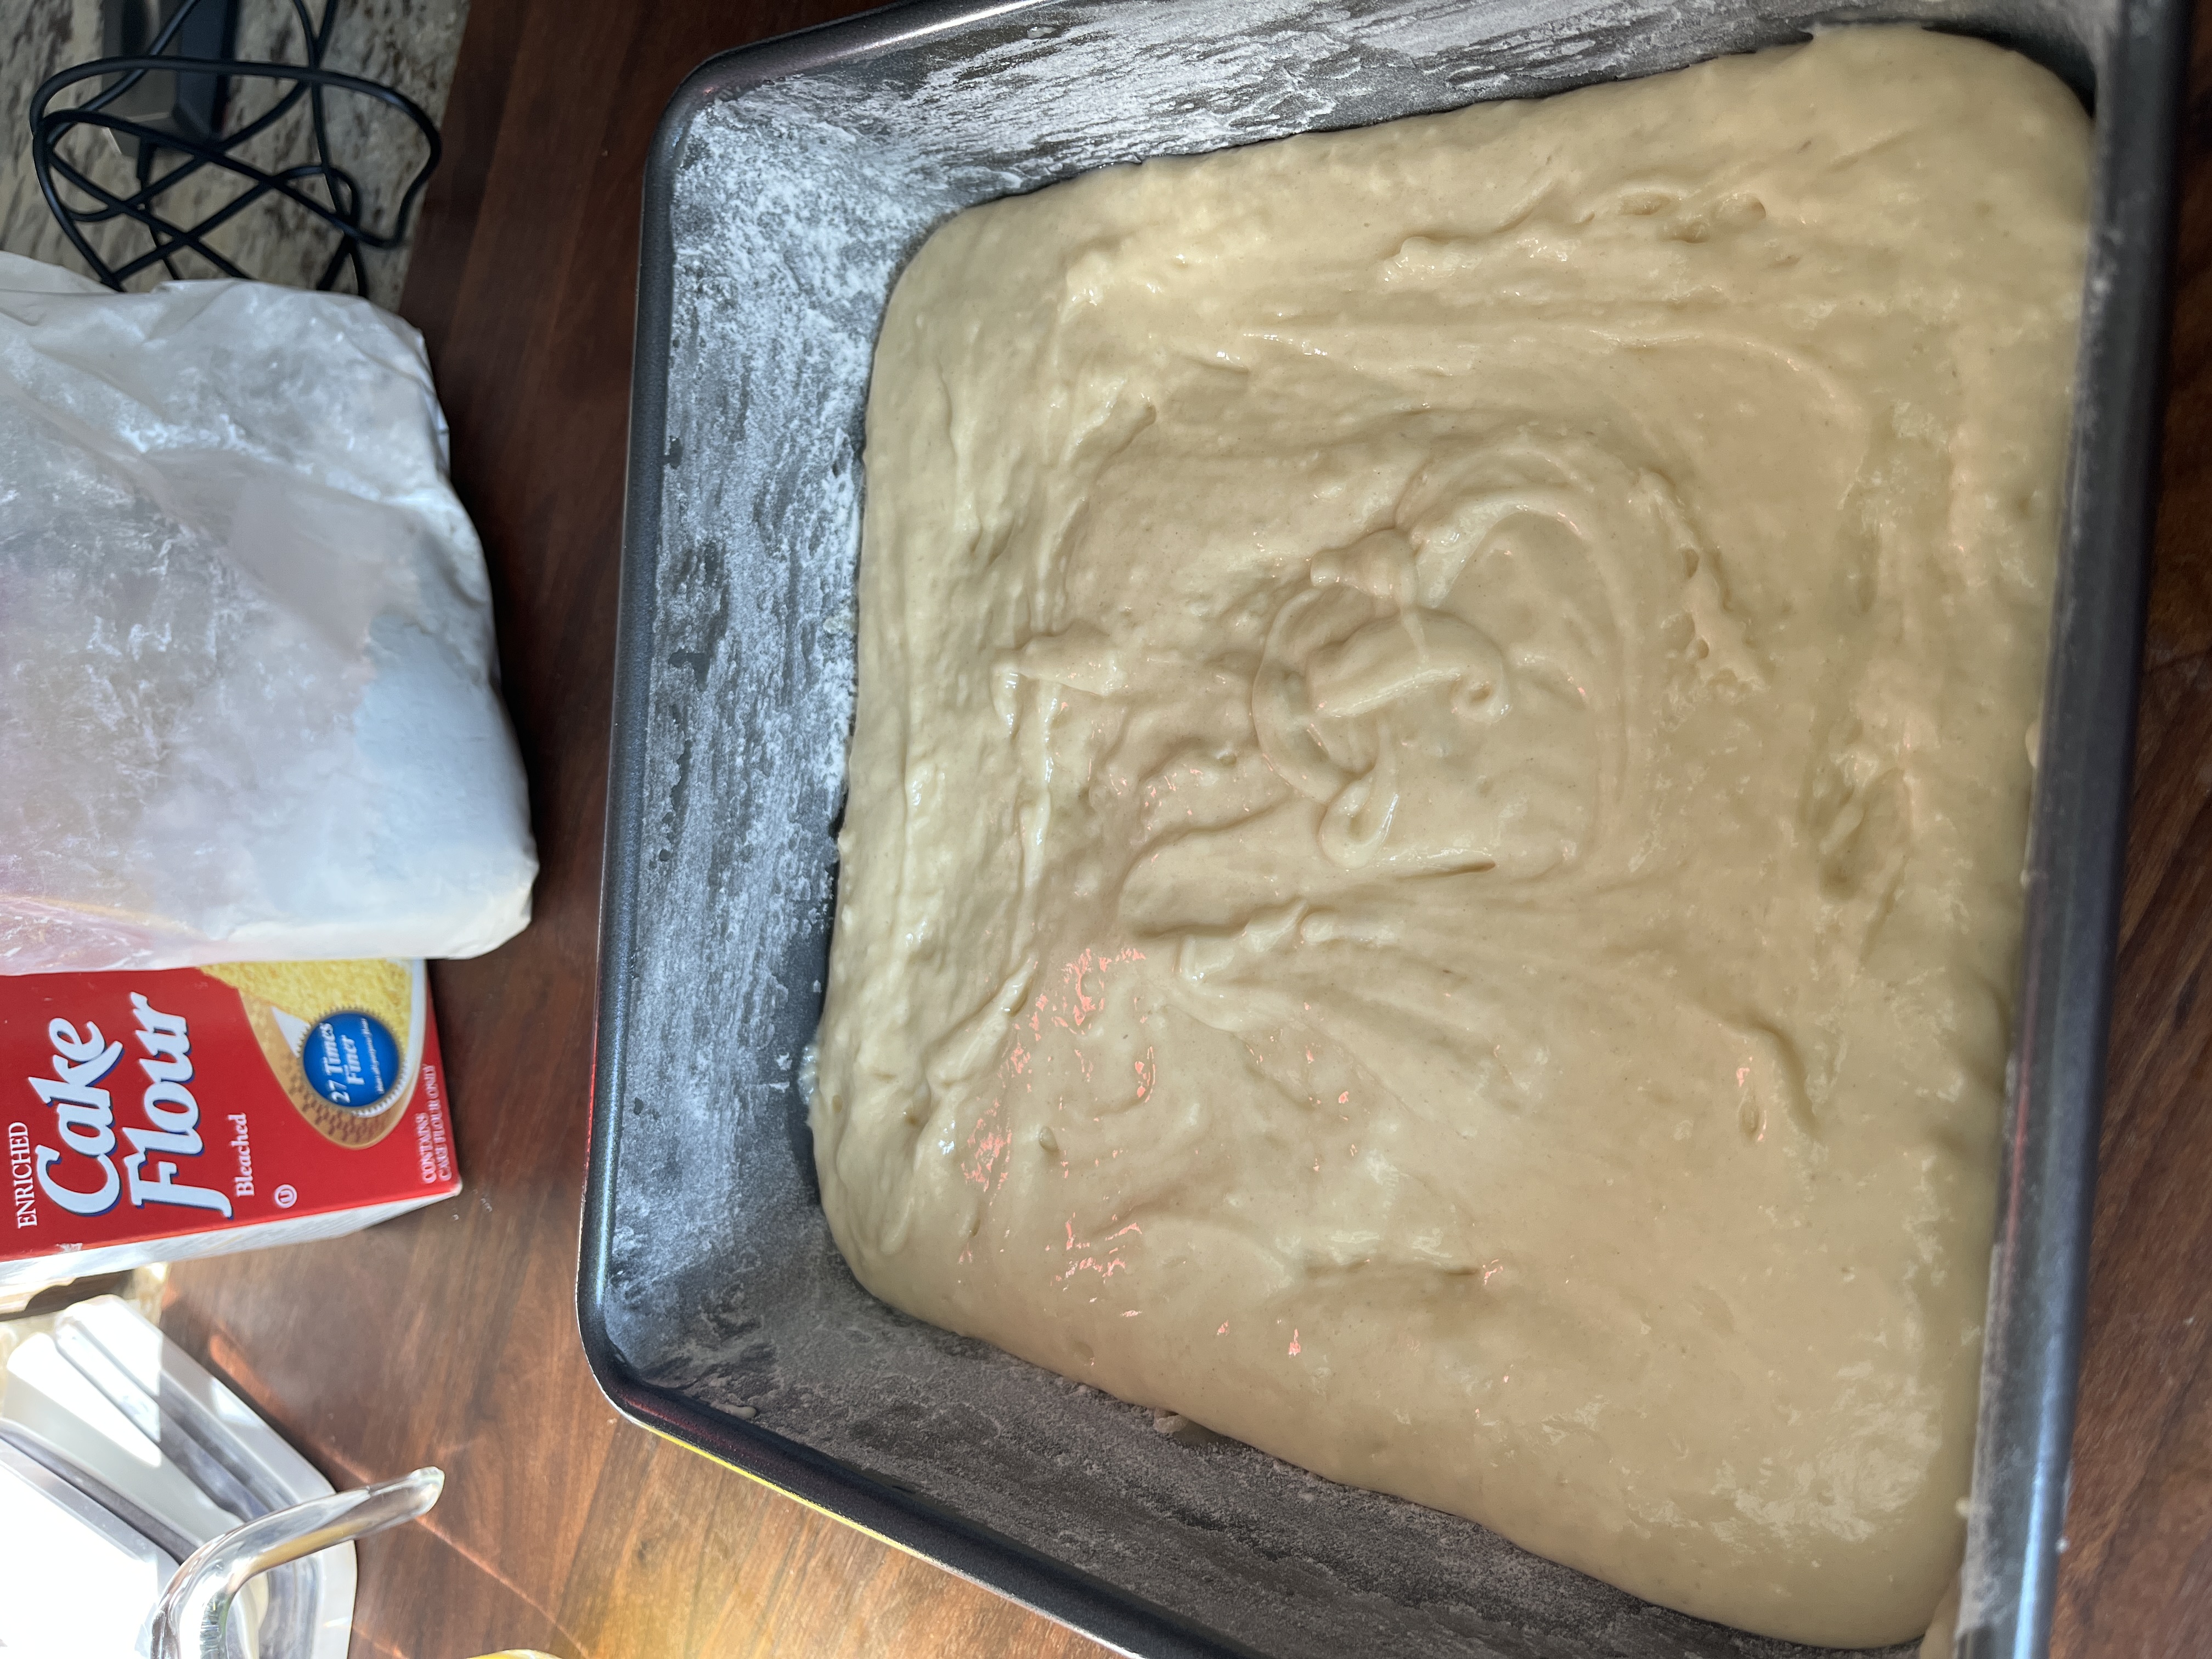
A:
[809,28,2089,1646]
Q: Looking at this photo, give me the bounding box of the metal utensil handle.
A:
[150,1466,444,1659]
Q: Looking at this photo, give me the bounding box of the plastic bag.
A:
[0,252,536,971]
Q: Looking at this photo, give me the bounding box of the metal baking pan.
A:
[583,1,2184,1654]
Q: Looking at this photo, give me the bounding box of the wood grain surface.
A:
[156,1,2212,1655]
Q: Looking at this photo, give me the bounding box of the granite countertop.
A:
[0,0,469,311]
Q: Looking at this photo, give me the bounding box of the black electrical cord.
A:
[28,0,440,295]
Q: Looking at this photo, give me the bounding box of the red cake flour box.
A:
[3,960,460,1290]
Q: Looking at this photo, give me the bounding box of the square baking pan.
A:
[582,1,2185,1654]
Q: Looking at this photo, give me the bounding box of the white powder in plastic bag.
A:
[0,252,537,971]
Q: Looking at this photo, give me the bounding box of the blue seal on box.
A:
[302,1012,399,1112]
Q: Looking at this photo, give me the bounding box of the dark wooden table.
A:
[159,1,2212,1654]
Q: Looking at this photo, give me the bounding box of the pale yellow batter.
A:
[809,28,2087,1647]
